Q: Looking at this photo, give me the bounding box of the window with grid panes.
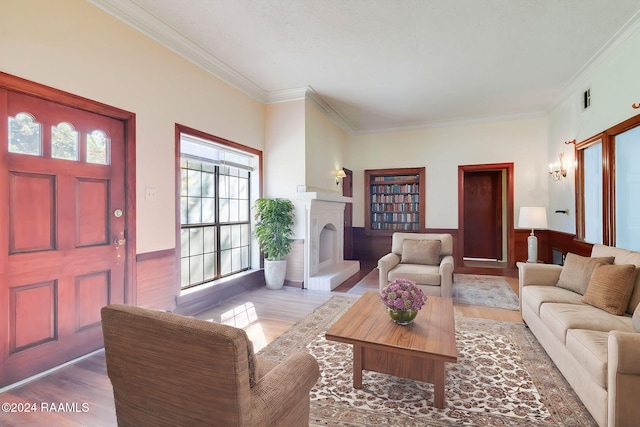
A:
[180,134,252,289]
[577,114,640,250]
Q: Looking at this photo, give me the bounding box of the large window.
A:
[577,114,640,250]
[179,132,255,289]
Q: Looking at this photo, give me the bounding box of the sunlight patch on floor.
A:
[217,302,268,351]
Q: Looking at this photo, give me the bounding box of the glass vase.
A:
[388,309,418,325]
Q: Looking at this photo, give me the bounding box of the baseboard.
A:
[174,270,264,316]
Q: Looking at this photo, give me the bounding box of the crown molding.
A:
[87,0,270,103]
[304,87,357,134]
[352,110,547,135]
[88,0,640,136]
[549,9,640,113]
[264,87,308,104]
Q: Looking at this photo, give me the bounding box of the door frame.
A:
[457,162,514,269]
[342,167,353,260]
[0,72,137,305]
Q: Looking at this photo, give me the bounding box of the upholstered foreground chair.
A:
[378,232,455,298]
[101,304,319,427]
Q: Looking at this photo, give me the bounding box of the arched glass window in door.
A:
[8,112,41,156]
[87,129,109,164]
[52,122,79,161]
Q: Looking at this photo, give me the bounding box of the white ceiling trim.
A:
[352,111,548,136]
[87,0,269,102]
[305,87,357,133]
[264,87,307,104]
[88,0,640,136]
[549,9,640,114]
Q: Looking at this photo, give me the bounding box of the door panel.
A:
[10,281,56,352]
[463,170,503,259]
[9,172,56,252]
[1,90,126,386]
[76,178,109,246]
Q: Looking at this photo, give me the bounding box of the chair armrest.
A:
[378,253,400,290]
[439,255,454,298]
[251,352,319,425]
[608,331,640,427]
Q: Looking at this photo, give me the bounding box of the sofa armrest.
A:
[608,331,640,427]
[518,262,562,287]
[251,352,319,425]
[378,253,400,290]
[439,255,454,298]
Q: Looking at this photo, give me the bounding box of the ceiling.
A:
[90,0,640,134]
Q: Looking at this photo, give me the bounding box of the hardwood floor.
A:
[0,267,522,426]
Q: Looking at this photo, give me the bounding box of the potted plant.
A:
[253,198,294,289]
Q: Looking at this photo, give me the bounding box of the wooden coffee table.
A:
[325,292,457,409]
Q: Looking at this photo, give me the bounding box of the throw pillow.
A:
[401,239,441,265]
[556,253,615,295]
[582,264,638,316]
[634,303,640,333]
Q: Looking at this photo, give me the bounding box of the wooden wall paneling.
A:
[353,227,392,262]
[548,230,593,259]
[353,227,460,264]
[136,249,178,311]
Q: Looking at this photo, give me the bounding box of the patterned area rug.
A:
[257,296,596,426]
[452,274,520,310]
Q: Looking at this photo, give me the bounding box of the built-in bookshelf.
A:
[365,167,425,235]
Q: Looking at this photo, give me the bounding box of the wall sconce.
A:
[549,152,567,181]
[335,169,346,185]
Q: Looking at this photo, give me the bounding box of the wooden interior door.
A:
[342,168,353,259]
[0,90,127,386]
[463,170,503,260]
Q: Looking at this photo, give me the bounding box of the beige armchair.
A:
[378,233,455,298]
[101,304,319,427]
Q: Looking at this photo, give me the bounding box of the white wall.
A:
[1,0,265,254]
[548,25,640,233]
[305,100,352,191]
[264,100,306,238]
[350,117,549,229]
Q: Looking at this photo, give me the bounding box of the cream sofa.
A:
[378,232,454,297]
[519,244,640,427]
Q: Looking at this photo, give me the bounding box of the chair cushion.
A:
[388,263,441,285]
[556,253,614,295]
[582,264,638,315]
[401,239,441,265]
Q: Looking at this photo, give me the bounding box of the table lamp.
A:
[518,207,548,263]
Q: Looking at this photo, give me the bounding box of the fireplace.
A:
[299,187,360,291]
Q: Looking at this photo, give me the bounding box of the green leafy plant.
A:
[253,198,294,261]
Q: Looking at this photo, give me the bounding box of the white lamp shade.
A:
[518,207,548,229]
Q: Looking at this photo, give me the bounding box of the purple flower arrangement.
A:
[380,278,426,312]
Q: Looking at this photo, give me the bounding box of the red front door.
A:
[0,90,127,386]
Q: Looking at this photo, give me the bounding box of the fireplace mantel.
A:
[297,186,359,290]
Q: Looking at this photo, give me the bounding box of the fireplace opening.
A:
[318,223,336,269]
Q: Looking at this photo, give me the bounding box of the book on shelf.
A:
[372,175,420,182]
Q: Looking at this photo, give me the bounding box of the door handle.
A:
[114,238,126,247]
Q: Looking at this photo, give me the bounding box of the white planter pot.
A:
[264,259,287,289]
